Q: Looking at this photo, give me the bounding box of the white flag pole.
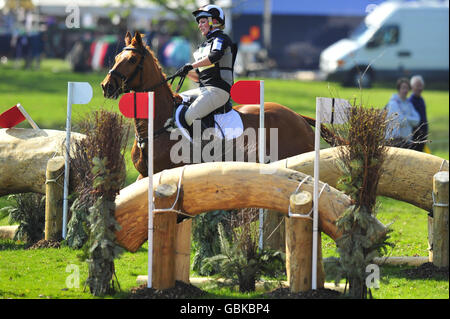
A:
[62,82,92,239]
[62,82,73,239]
[258,80,265,251]
[148,91,154,289]
[312,97,322,290]
[16,103,40,130]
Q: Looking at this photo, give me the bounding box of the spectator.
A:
[408,75,428,152]
[385,77,421,149]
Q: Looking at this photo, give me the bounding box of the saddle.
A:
[174,99,242,142]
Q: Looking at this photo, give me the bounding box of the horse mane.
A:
[131,36,182,103]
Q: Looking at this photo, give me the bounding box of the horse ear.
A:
[125,31,132,46]
[133,31,143,47]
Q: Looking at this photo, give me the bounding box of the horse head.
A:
[101,31,164,99]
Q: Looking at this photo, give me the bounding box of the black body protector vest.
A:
[193,29,237,93]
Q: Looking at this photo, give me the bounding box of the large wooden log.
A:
[114,162,388,252]
[0,128,85,196]
[272,147,449,212]
[0,225,18,239]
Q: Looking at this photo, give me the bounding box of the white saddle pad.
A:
[214,109,244,140]
[174,104,244,141]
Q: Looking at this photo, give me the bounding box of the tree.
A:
[117,0,199,40]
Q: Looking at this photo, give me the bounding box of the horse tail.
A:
[300,115,348,146]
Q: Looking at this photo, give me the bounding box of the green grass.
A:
[376,265,448,299]
[321,196,431,259]
[1,237,447,299]
[0,59,448,299]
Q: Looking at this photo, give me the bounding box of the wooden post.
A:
[175,218,192,283]
[44,156,65,241]
[285,191,313,293]
[152,183,178,290]
[432,171,449,268]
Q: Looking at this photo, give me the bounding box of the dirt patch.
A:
[130,281,208,299]
[264,287,342,299]
[28,239,61,249]
[402,262,449,279]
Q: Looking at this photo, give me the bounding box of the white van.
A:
[319,1,449,87]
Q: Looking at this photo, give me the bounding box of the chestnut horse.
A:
[101,32,337,178]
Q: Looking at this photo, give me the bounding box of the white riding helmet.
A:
[192,5,225,27]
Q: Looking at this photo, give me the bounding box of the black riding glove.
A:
[176,63,193,77]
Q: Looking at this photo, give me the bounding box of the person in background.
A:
[408,75,429,152]
[385,77,421,149]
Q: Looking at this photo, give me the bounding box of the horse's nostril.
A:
[102,83,112,97]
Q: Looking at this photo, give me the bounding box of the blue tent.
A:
[233,0,392,16]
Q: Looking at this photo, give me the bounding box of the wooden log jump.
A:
[113,147,446,290]
[0,128,85,196]
[272,146,449,212]
[115,162,376,290]
[114,162,383,253]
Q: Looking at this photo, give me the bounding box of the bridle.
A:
[108,46,185,94]
[107,45,186,149]
[108,47,148,93]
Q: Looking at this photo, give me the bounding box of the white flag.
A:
[317,97,351,125]
[70,82,93,105]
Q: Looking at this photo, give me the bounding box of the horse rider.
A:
[175,4,237,133]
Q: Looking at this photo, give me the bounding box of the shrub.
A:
[192,210,231,276]
[0,193,45,243]
[202,208,285,293]
[331,104,394,298]
[68,109,129,296]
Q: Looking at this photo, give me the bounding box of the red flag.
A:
[230,80,261,104]
[118,92,154,119]
[0,105,26,128]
